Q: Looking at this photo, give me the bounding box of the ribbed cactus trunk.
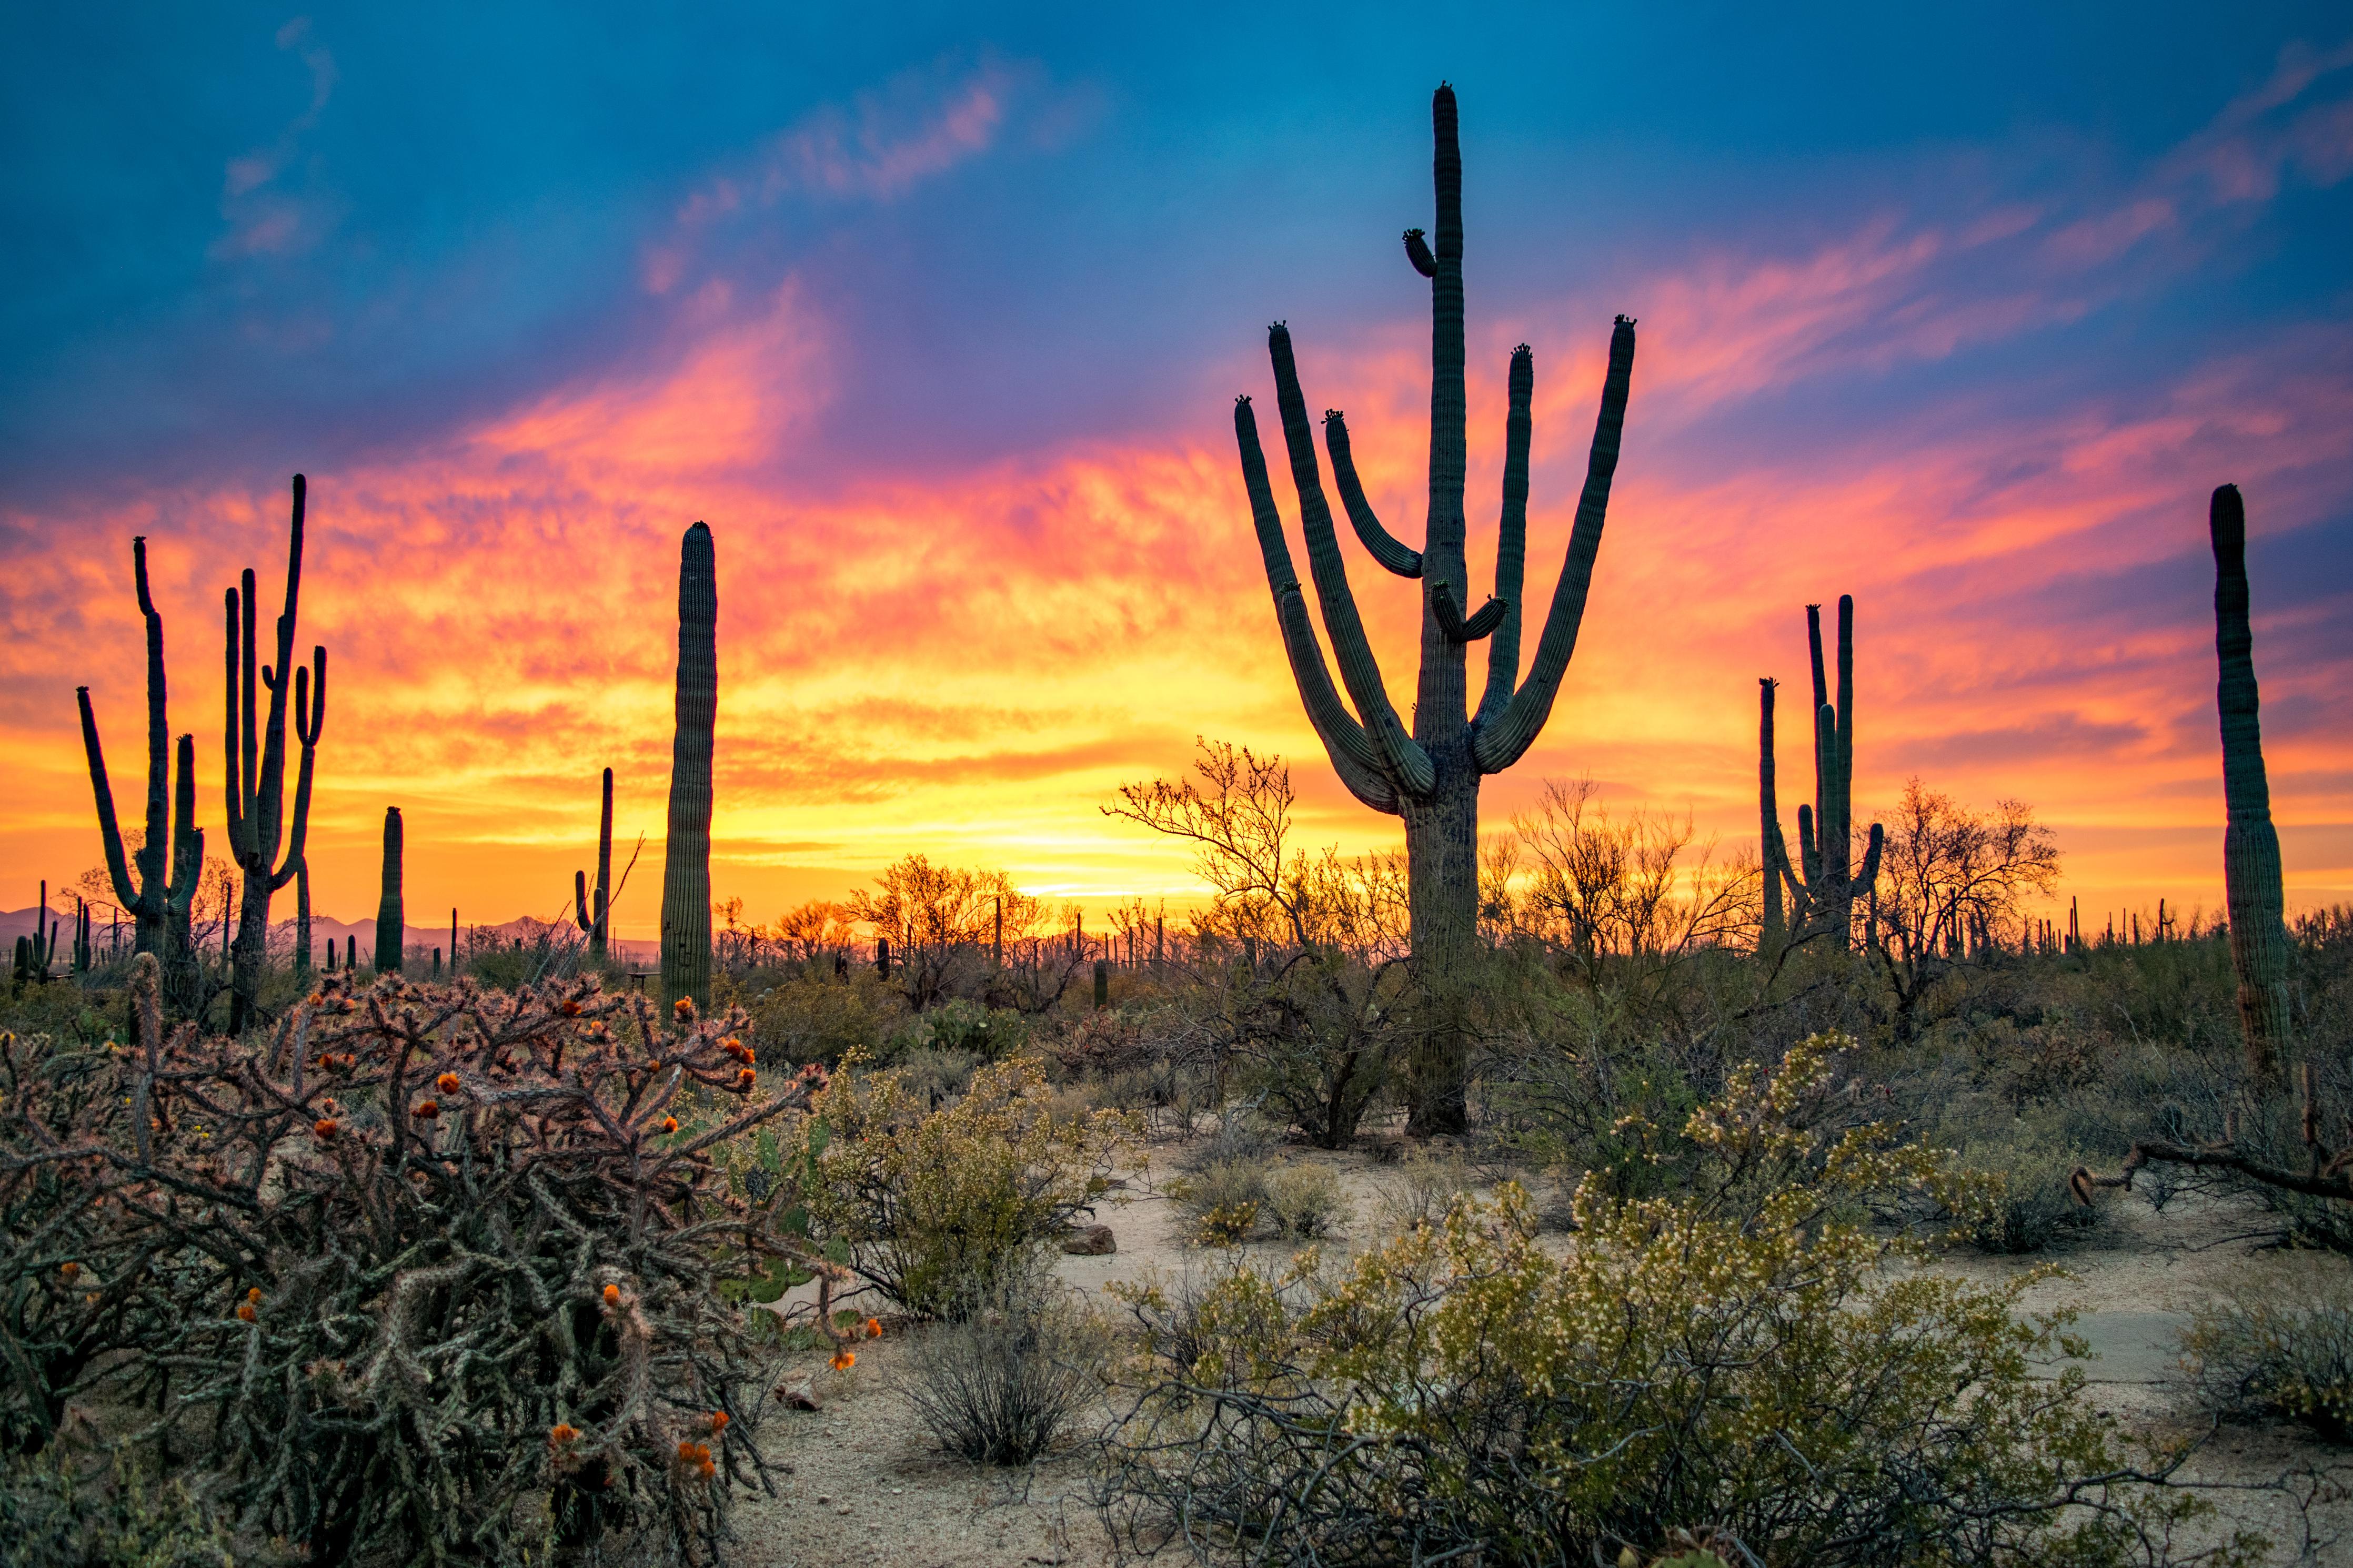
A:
[2210,484,2289,1079]
[1234,85,1635,1134]
[660,523,717,1013]
[375,807,404,975]
[163,735,203,1014]
[225,476,328,1033]
[294,858,311,976]
[1759,678,1788,947]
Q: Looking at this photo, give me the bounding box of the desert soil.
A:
[731,1145,2353,1567]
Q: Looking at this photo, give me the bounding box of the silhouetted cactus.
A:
[294,857,312,975]
[660,524,717,1012]
[1235,85,1636,1132]
[1761,596,1883,950]
[2210,483,2289,1078]
[375,807,404,974]
[575,766,614,963]
[223,474,328,1032]
[77,537,202,965]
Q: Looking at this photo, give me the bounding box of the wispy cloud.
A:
[211,16,344,260]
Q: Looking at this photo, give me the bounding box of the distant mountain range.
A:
[0,907,657,968]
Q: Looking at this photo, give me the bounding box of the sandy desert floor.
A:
[725,1145,2353,1567]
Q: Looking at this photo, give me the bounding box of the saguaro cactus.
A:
[2210,483,2289,1078]
[375,807,404,975]
[659,523,717,1012]
[1236,85,1636,1134]
[224,474,328,1031]
[575,767,614,963]
[1760,597,1883,950]
[77,537,203,962]
[295,858,312,976]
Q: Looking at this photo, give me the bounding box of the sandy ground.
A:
[727,1147,2353,1568]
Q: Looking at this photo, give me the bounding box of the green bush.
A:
[0,1448,236,1568]
[2180,1266,2353,1442]
[1100,1035,2259,1568]
[1946,1110,2106,1253]
[1168,1160,1269,1246]
[1262,1161,1350,1240]
[788,1056,1134,1317]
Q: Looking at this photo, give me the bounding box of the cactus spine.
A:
[659,523,717,1013]
[77,537,203,965]
[375,807,404,974]
[2210,484,2289,1078]
[224,474,328,1032]
[1761,596,1884,951]
[1235,85,1635,1133]
[575,767,614,963]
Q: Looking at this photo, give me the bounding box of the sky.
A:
[3,3,2349,939]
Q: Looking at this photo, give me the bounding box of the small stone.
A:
[1060,1223,1115,1256]
[815,1494,832,1505]
[775,1379,822,1411]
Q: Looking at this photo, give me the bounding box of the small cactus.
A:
[375,807,404,974]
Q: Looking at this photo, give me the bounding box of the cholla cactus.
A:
[2,960,827,1562]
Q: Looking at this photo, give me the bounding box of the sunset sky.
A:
[4,5,2349,939]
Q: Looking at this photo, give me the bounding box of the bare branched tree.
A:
[1868,779,2061,1042]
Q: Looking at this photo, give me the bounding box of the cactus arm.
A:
[1234,397,1403,813]
[1758,677,1786,939]
[1266,326,1434,796]
[268,659,319,894]
[1403,227,1436,278]
[132,538,170,896]
[1429,581,1506,642]
[1471,315,1636,773]
[77,688,141,912]
[224,586,249,861]
[575,870,593,932]
[1320,412,1423,578]
[1833,594,1855,887]
[1856,821,1884,891]
[1798,802,1821,888]
[167,734,201,916]
[1475,346,1535,727]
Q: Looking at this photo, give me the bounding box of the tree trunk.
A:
[230,872,270,1031]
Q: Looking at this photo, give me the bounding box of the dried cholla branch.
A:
[2,957,824,1565]
[2073,1060,2353,1207]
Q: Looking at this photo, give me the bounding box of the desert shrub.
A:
[0,1448,236,1568]
[1169,1160,1269,1246]
[1213,954,1419,1149]
[2181,1264,2353,1442]
[1181,1099,1280,1171]
[1,957,822,1566]
[736,968,900,1068]
[1373,1146,1482,1235]
[920,997,1011,1057]
[787,1056,1133,1317]
[1262,1161,1350,1240]
[892,1046,979,1104]
[1100,1034,2257,1567]
[899,1270,1105,1465]
[1944,1109,2106,1253]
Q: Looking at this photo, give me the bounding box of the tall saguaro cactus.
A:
[224,474,328,1031]
[376,807,404,975]
[660,523,717,1012]
[1760,596,1883,950]
[2210,483,2289,1078]
[77,537,203,964]
[575,767,614,963]
[1236,85,1636,1132]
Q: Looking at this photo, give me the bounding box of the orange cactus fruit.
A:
[248,1287,263,1302]
[59,1262,78,1281]
[236,1303,256,1322]
[549,1423,579,1445]
[560,998,583,1017]
[661,1116,679,1134]
[313,1118,338,1140]
[866,1317,882,1339]
[673,997,696,1020]
[709,1411,729,1432]
[736,1067,756,1090]
[413,1100,439,1119]
[698,1458,716,1480]
[602,1282,621,1305]
[436,1072,461,1095]
[830,1349,856,1371]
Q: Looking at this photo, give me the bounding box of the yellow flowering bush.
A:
[788,1056,1133,1317]
[1101,1035,2262,1567]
